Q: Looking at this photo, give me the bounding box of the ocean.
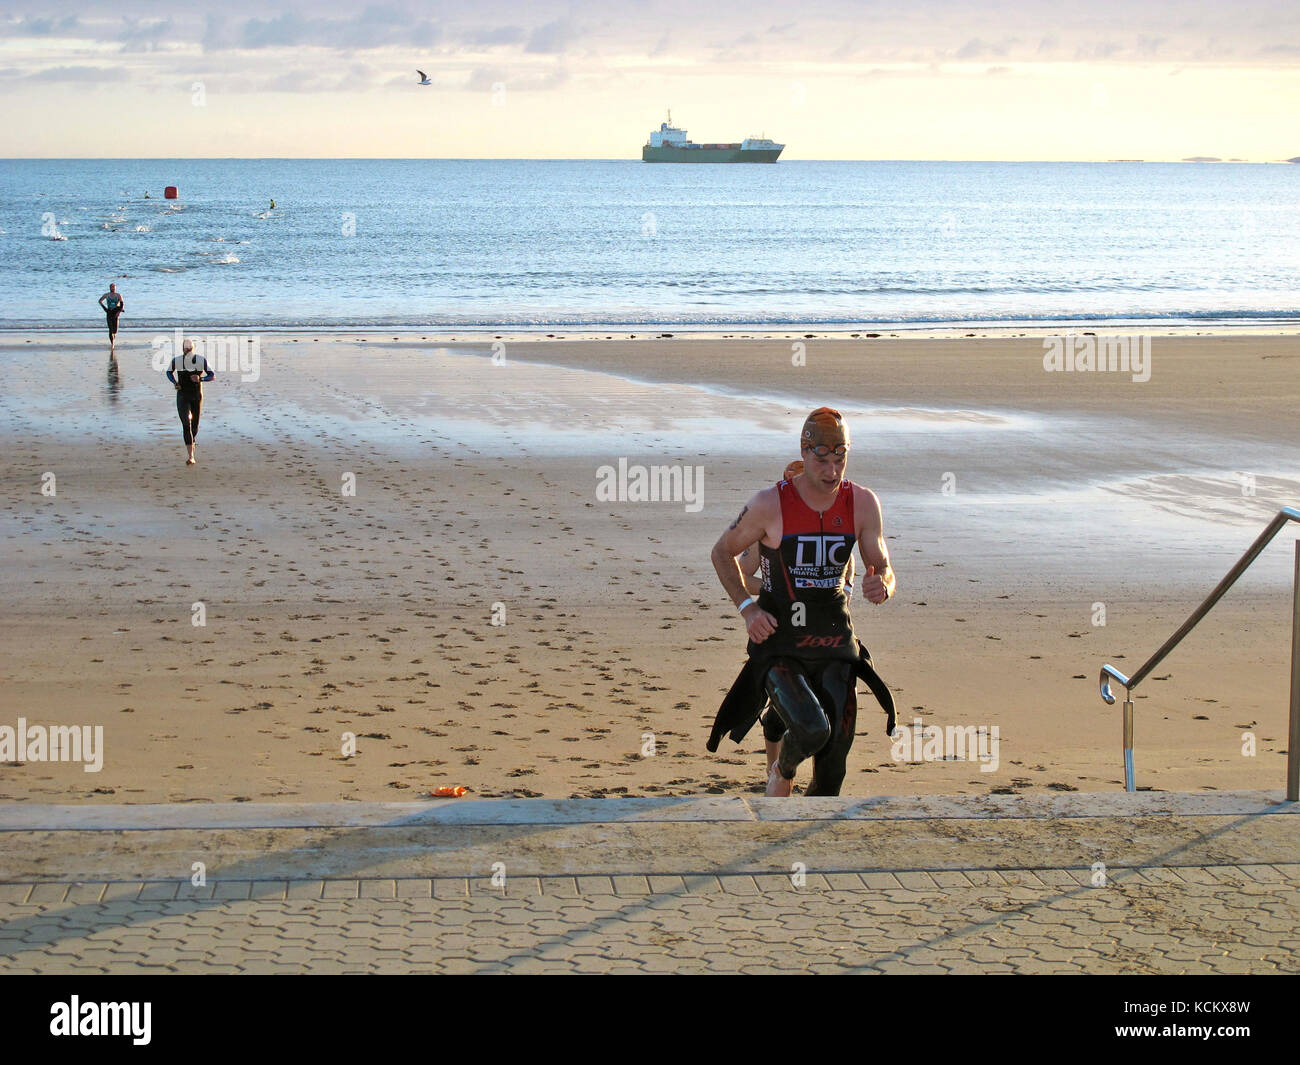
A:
[4,158,1297,331]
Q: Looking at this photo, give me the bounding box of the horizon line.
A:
[4,156,1298,164]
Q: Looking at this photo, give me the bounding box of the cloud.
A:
[264,68,322,92]
[201,8,441,52]
[832,38,863,60]
[706,30,766,60]
[3,3,1298,91]
[463,26,528,47]
[350,5,441,49]
[953,36,1018,60]
[26,65,128,82]
[241,14,314,49]
[464,65,508,91]
[830,37,859,60]
[119,18,174,54]
[525,17,579,54]
[465,64,569,92]
[4,16,79,37]
[257,61,384,92]
[1074,40,1124,60]
[201,15,233,52]
[1135,35,1165,57]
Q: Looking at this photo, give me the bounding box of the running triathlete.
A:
[735,457,858,774]
[710,408,895,796]
[98,284,124,351]
[165,338,214,466]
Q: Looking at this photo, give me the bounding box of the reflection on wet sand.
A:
[106,353,121,405]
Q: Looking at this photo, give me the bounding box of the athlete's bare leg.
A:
[764,737,787,792]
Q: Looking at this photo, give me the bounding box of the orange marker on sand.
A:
[430,786,468,798]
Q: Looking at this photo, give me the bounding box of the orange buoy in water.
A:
[164,186,178,199]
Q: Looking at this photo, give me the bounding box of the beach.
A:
[1,331,1297,804]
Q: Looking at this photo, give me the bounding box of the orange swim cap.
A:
[800,407,850,452]
[782,459,804,482]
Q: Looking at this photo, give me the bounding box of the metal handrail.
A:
[1099,506,1300,798]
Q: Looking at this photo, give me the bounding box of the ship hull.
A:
[642,146,782,163]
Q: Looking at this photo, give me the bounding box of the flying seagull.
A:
[416,70,432,85]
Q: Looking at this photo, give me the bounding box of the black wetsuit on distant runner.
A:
[101,293,122,340]
[746,477,861,796]
[166,353,213,445]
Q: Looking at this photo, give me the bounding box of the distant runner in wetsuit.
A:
[165,338,214,466]
[98,284,123,350]
[711,408,895,796]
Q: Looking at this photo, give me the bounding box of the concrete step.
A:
[2,791,1294,882]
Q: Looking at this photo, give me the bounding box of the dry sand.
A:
[1,331,1297,803]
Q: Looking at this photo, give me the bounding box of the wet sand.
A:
[1,331,1297,803]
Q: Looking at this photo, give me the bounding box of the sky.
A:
[2,1,1298,159]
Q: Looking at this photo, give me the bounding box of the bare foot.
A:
[186,455,196,465]
[765,761,794,797]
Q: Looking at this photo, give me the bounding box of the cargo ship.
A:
[642,112,783,163]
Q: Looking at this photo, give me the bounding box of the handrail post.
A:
[1289,541,1300,802]
[1123,697,1135,793]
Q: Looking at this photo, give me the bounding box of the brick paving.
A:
[2,793,1297,974]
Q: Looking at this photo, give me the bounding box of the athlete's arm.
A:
[98,294,108,311]
[201,358,214,382]
[735,541,762,596]
[165,358,178,388]
[855,484,895,605]
[711,487,780,642]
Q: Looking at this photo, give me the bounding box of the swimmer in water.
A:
[165,337,215,465]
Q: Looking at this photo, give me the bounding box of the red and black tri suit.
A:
[741,476,866,795]
[746,477,860,669]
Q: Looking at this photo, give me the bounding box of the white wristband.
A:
[737,596,757,613]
